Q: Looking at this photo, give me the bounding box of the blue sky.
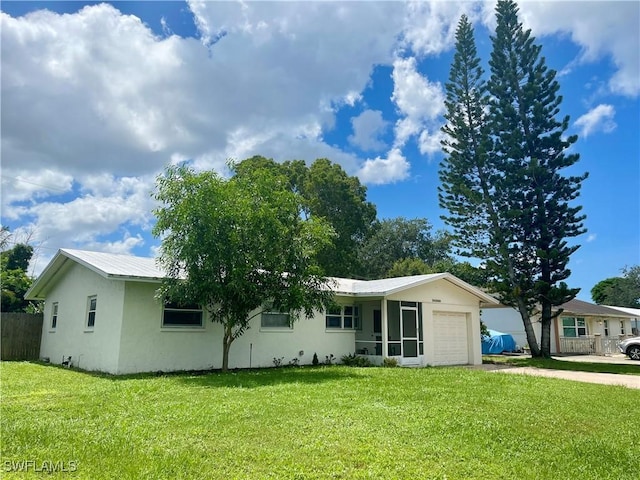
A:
[1,1,638,302]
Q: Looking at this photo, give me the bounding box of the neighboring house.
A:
[482,299,636,355]
[25,249,499,374]
[604,306,640,336]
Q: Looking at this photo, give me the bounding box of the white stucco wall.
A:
[116,281,357,374]
[481,306,556,352]
[116,281,216,374]
[39,263,488,373]
[481,306,530,349]
[39,262,125,372]
[599,318,634,337]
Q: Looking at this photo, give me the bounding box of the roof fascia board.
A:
[380,273,447,297]
[106,274,163,283]
[337,273,499,304]
[24,250,72,300]
[560,310,633,319]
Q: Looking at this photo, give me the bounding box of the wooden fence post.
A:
[593,333,602,356]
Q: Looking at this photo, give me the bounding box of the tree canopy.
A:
[233,156,377,277]
[591,266,640,308]
[440,2,587,357]
[152,164,335,371]
[357,217,452,279]
[1,243,36,312]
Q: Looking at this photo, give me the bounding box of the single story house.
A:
[482,299,636,355]
[25,249,499,374]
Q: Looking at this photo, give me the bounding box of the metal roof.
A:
[61,249,164,279]
[26,249,499,305]
[329,273,498,303]
[25,249,164,299]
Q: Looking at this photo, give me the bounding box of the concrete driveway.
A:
[491,367,640,389]
[553,353,640,366]
[478,353,640,388]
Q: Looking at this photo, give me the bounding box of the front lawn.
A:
[2,362,638,479]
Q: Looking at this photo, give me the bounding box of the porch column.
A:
[594,333,603,356]
[381,299,388,357]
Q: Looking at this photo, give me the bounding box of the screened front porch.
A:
[353,299,424,366]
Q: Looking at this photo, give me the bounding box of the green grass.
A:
[484,355,640,375]
[2,362,639,479]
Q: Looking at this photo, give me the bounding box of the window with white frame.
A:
[561,316,586,337]
[86,296,97,329]
[51,302,58,330]
[620,320,625,335]
[162,302,203,328]
[261,306,291,328]
[603,320,609,337]
[325,305,359,329]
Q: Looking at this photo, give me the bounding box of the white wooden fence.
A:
[558,335,628,355]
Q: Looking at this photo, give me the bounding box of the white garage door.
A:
[433,312,469,365]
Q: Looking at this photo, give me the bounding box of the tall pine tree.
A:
[440,2,588,357]
[440,14,494,258]
[489,0,587,357]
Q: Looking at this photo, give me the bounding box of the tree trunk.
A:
[221,326,234,372]
[516,300,541,357]
[539,300,553,358]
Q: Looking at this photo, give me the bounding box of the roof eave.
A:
[105,274,163,283]
[335,273,500,304]
[24,250,70,300]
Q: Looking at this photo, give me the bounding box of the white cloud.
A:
[342,91,363,108]
[0,169,73,205]
[390,56,445,158]
[502,1,640,97]
[7,172,158,274]
[586,233,597,243]
[22,193,151,243]
[392,57,445,126]
[574,104,616,138]
[1,2,405,179]
[220,123,363,175]
[358,148,410,185]
[2,0,637,268]
[1,2,408,260]
[418,129,446,156]
[84,234,145,255]
[402,1,482,56]
[348,110,389,152]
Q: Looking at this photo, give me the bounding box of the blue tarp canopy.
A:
[481,329,517,354]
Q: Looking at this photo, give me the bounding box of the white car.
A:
[618,336,640,360]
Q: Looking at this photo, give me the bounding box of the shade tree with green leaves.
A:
[234,158,483,283]
[591,266,640,308]
[1,241,39,313]
[233,156,377,278]
[356,217,453,279]
[386,257,490,289]
[152,164,336,371]
[440,2,588,357]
